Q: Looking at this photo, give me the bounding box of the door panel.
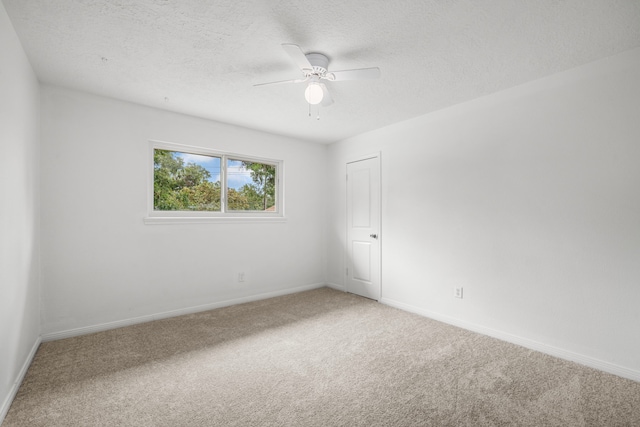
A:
[351,241,371,282]
[351,168,371,227]
[346,156,380,300]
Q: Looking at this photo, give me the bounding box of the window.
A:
[154,149,222,212]
[146,141,283,223]
[226,158,277,212]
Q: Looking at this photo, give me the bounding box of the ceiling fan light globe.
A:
[305,83,324,105]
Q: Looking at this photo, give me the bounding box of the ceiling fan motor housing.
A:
[305,53,329,76]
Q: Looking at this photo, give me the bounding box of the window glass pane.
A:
[153,149,221,211]
[227,159,277,211]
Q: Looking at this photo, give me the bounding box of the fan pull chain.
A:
[308,104,321,120]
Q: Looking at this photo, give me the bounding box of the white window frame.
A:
[144,140,285,224]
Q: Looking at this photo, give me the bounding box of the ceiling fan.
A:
[254,44,381,108]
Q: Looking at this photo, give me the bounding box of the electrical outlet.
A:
[454,287,463,299]
[238,272,245,282]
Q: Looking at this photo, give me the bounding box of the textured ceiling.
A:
[4,0,640,143]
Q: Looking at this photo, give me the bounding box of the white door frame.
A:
[345,152,382,300]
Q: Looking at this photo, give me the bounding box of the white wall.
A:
[327,48,640,379]
[0,2,41,420]
[40,86,327,336]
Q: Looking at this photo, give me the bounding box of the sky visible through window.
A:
[175,152,253,190]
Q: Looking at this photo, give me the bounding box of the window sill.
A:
[143,216,287,225]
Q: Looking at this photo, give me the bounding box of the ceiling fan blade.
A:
[253,77,309,87]
[327,67,381,81]
[282,43,313,73]
[320,84,334,107]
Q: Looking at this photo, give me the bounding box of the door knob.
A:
[370,234,378,239]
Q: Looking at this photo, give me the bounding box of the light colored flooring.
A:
[4,288,640,426]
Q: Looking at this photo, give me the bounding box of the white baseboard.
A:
[326,282,346,292]
[380,297,640,383]
[42,283,326,342]
[0,337,41,425]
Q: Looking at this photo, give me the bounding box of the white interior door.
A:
[346,156,380,300]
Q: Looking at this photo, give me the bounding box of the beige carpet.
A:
[4,288,640,426]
